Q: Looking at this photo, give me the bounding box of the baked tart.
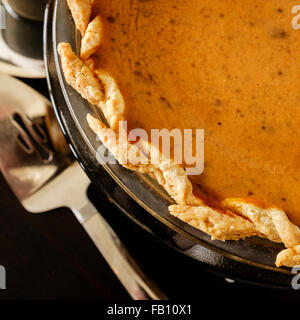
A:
[58,0,300,267]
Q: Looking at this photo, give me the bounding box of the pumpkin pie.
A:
[58,0,300,267]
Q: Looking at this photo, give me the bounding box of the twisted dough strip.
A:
[170,199,300,267]
[80,15,104,60]
[58,43,125,131]
[87,114,202,207]
[224,199,300,267]
[58,42,104,105]
[169,205,257,241]
[67,0,94,36]
[68,0,103,60]
[276,245,300,267]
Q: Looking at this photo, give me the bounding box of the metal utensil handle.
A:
[72,200,168,300]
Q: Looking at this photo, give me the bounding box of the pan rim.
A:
[44,0,295,278]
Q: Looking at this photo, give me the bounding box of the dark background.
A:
[0,174,130,300]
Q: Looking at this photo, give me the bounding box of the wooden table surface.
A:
[0,173,131,300]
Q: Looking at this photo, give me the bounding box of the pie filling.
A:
[57,0,300,266]
[69,0,300,225]
[90,0,300,226]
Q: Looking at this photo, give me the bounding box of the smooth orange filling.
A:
[92,0,300,225]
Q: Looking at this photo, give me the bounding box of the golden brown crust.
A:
[58,42,104,105]
[224,199,300,247]
[60,0,300,267]
[169,205,257,241]
[93,70,126,131]
[58,43,125,131]
[67,0,94,36]
[276,245,300,267]
[80,15,104,60]
[87,114,202,206]
[223,199,282,243]
[169,198,300,266]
